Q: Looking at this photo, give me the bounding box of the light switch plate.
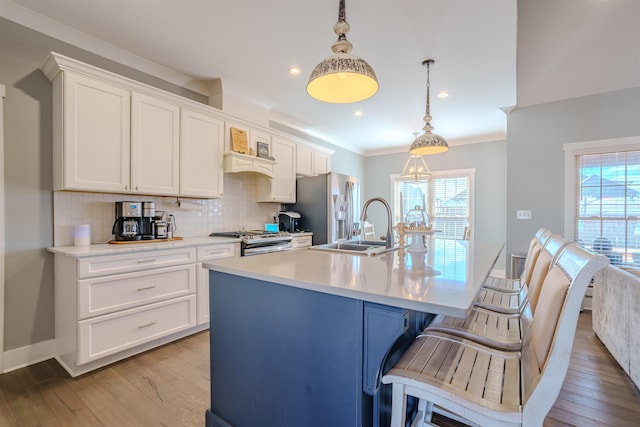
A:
[516,210,532,220]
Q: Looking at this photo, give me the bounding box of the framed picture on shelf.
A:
[257,141,270,158]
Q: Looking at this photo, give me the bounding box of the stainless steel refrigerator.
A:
[294,172,360,245]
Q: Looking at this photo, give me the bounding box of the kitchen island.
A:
[204,239,502,427]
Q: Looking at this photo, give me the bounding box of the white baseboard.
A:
[2,339,56,373]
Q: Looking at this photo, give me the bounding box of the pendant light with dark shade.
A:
[409,59,449,155]
[307,0,378,103]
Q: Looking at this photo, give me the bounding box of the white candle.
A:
[74,224,91,246]
[400,192,404,222]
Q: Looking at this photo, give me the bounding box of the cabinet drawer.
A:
[77,295,196,365]
[291,236,313,249]
[198,243,237,261]
[78,247,196,279]
[78,264,196,319]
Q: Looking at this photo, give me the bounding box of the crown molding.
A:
[1,0,213,96]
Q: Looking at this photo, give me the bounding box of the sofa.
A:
[592,265,640,389]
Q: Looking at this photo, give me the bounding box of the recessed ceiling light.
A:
[437,91,449,99]
[289,67,301,76]
[354,110,363,117]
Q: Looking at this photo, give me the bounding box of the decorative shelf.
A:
[223,152,276,178]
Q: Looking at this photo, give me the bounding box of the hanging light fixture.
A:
[402,133,431,183]
[409,59,448,155]
[307,0,378,103]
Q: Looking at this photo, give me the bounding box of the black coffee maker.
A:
[278,211,301,233]
[112,201,142,241]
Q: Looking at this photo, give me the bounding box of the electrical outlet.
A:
[516,210,532,220]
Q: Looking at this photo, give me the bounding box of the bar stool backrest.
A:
[521,228,554,288]
[521,244,609,424]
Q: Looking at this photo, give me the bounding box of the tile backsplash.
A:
[53,173,281,246]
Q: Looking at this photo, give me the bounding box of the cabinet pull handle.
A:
[137,285,157,291]
[138,321,156,329]
[137,259,157,264]
[207,250,225,255]
[135,186,139,191]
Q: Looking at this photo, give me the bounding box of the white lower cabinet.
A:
[54,247,200,376]
[291,233,313,249]
[77,264,196,319]
[78,295,195,364]
[197,242,239,325]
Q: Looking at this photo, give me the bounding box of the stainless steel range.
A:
[210,230,292,256]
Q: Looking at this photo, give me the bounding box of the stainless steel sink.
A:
[309,239,399,256]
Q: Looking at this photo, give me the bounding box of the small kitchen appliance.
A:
[140,201,156,240]
[278,211,301,233]
[112,201,142,241]
[167,214,176,239]
[153,211,168,239]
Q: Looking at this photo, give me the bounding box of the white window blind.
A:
[392,171,472,240]
[574,150,640,266]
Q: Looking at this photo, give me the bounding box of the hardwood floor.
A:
[0,311,638,426]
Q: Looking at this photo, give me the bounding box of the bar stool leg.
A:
[390,383,408,427]
[417,398,435,426]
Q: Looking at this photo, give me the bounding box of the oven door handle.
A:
[244,243,292,256]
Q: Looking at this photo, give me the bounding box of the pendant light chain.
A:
[423,59,434,133]
[338,0,346,24]
[334,0,349,48]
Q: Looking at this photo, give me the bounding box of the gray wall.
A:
[364,140,507,267]
[506,87,640,270]
[2,19,56,350]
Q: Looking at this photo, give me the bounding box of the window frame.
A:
[390,168,475,240]
[563,136,640,260]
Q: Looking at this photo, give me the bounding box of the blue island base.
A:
[205,271,430,427]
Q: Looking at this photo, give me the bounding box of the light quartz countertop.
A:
[47,236,240,258]
[205,239,503,317]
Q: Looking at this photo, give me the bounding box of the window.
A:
[564,137,640,267]
[391,169,474,240]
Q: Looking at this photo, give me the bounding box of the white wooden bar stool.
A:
[473,233,568,314]
[424,233,568,351]
[482,228,553,293]
[382,244,609,427]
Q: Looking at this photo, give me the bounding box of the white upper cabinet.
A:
[314,150,331,175]
[55,72,131,192]
[43,53,334,200]
[257,136,296,202]
[131,92,180,195]
[296,144,314,176]
[43,53,225,198]
[295,143,332,177]
[180,107,224,198]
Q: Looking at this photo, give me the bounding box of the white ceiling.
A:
[3,0,517,155]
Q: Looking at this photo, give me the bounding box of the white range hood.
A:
[223,152,275,178]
